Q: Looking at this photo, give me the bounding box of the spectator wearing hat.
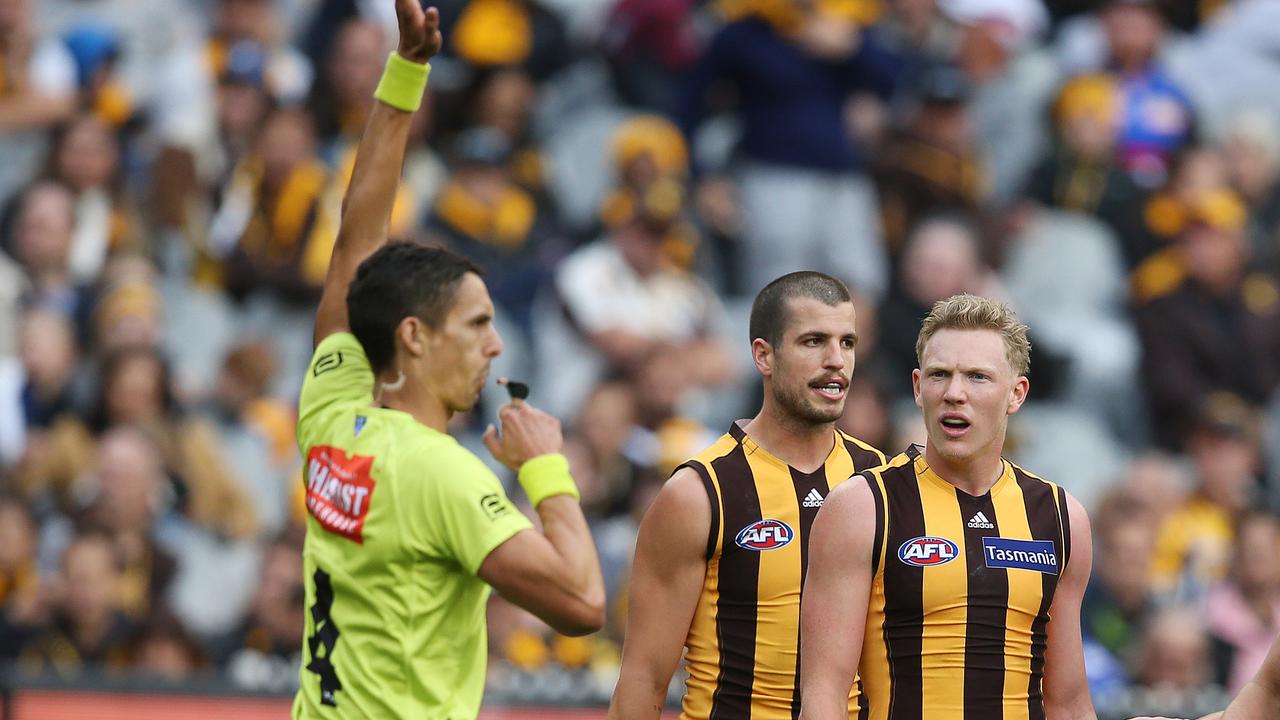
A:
[1133,186,1280,449]
[677,0,900,299]
[1023,73,1143,242]
[434,0,569,83]
[1129,146,1231,287]
[425,126,564,337]
[875,65,985,256]
[597,115,702,270]
[60,23,136,129]
[542,175,734,421]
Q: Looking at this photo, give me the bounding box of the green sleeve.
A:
[411,443,533,575]
[297,333,374,451]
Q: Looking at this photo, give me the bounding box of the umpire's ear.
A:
[396,315,428,358]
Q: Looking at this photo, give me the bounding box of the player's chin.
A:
[802,403,844,425]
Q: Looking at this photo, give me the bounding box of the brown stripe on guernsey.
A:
[880,459,926,720]
[1016,469,1064,720]
[958,488,1008,718]
[682,460,720,562]
[709,444,760,720]
[1056,483,1072,570]
[787,458,842,719]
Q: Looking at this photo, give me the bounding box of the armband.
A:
[517,453,580,507]
[373,52,430,112]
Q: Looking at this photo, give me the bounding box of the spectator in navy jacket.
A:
[677,1,901,299]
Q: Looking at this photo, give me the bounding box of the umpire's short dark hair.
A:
[749,271,852,348]
[347,242,482,374]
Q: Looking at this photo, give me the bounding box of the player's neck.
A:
[922,442,1005,497]
[743,405,836,474]
[375,371,450,432]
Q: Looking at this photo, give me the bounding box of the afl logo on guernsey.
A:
[735,519,794,551]
[898,536,960,567]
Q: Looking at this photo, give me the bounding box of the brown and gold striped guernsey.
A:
[858,446,1073,720]
[678,421,886,720]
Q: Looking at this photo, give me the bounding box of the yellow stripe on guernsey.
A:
[745,448,803,717]
[916,456,969,720]
[990,469,1038,720]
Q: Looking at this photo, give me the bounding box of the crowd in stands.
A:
[1,0,1279,715]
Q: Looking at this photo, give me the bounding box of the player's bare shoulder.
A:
[643,467,712,535]
[810,472,878,555]
[821,472,876,520]
[629,465,715,578]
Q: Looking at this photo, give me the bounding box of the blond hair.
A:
[915,294,1031,377]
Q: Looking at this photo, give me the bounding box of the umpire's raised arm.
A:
[312,0,441,347]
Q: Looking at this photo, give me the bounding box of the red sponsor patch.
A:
[305,446,376,543]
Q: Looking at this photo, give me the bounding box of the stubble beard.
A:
[773,377,843,428]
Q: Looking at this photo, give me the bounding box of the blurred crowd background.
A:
[1,0,1279,716]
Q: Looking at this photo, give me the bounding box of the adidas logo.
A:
[802,489,824,508]
[968,511,994,529]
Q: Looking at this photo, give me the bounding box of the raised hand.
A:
[395,0,442,64]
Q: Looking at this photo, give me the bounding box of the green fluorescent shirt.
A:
[292,333,531,719]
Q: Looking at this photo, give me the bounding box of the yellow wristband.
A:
[517,453,580,507]
[373,52,430,112]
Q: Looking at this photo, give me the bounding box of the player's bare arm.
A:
[479,400,606,636]
[798,477,878,720]
[1220,635,1280,719]
[313,0,441,346]
[1043,492,1097,720]
[608,467,712,719]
